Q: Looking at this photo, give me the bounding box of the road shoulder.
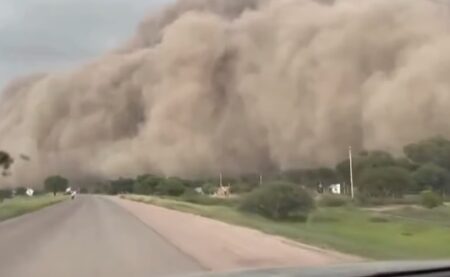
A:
[108,196,360,271]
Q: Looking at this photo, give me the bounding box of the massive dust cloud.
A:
[1,0,450,186]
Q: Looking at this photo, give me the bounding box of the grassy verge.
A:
[0,195,67,221]
[123,194,450,260]
[382,205,450,223]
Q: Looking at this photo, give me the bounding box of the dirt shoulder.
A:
[109,196,361,272]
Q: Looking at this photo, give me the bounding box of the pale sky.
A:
[0,0,171,88]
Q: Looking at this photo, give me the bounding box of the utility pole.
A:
[219,173,223,187]
[349,146,354,199]
[259,174,263,186]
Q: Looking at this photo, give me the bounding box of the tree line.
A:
[96,136,450,200]
[2,136,450,204]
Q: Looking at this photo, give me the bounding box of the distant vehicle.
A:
[25,188,34,197]
[65,187,72,194]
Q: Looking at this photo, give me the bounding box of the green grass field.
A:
[124,194,450,260]
[382,205,450,226]
[0,195,67,221]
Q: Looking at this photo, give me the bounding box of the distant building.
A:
[213,184,231,198]
[330,184,341,195]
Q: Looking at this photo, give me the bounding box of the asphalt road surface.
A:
[0,195,204,277]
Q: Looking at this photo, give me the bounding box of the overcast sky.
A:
[0,0,171,89]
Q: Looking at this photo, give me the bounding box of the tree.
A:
[240,182,315,220]
[168,176,195,189]
[44,175,68,196]
[281,167,338,187]
[155,178,185,196]
[404,136,450,170]
[0,189,12,202]
[16,187,27,196]
[396,158,419,171]
[336,151,397,185]
[413,163,450,194]
[357,166,414,198]
[202,182,218,194]
[133,174,162,195]
[315,167,339,185]
[109,178,134,195]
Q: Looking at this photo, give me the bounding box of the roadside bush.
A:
[133,174,162,195]
[155,178,186,196]
[180,192,238,207]
[0,189,12,202]
[202,183,218,195]
[421,190,443,209]
[240,182,315,220]
[15,187,27,196]
[133,180,153,195]
[318,195,350,207]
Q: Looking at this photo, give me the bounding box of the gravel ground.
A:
[111,196,360,272]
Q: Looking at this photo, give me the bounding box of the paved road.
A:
[0,195,204,277]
